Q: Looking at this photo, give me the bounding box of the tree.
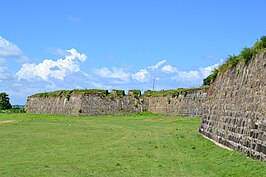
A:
[0,92,12,110]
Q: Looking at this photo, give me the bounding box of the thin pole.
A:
[152,77,155,91]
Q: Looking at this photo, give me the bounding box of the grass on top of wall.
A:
[142,87,208,97]
[203,36,266,86]
[31,87,209,99]
[32,89,109,98]
[1,112,266,177]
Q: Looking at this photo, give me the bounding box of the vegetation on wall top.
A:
[203,36,266,86]
[128,90,141,97]
[111,89,125,97]
[31,87,209,99]
[143,87,208,97]
[32,89,109,97]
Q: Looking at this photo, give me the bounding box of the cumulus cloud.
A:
[199,63,219,78]
[172,70,201,82]
[132,69,150,82]
[93,67,131,82]
[161,65,178,73]
[47,48,68,56]
[149,60,166,70]
[16,48,87,81]
[90,81,112,90]
[0,59,13,81]
[131,60,221,87]
[0,36,22,57]
[0,36,29,62]
[131,60,167,83]
[0,66,13,80]
[160,62,220,83]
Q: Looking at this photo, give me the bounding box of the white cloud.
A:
[0,58,5,65]
[0,36,22,57]
[47,48,68,56]
[133,59,221,87]
[132,69,150,82]
[0,66,13,80]
[199,63,219,78]
[90,82,112,90]
[93,67,131,82]
[0,36,29,62]
[174,71,201,82]
[0,35,227,104]
[0,59,13,81]
[131,60,166,83]
[161,65,178,73]
[16,48,87,81]
[149,60,166,70]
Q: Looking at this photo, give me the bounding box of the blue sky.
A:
[0,0,266,104]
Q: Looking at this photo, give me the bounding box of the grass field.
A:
[0,113,266,177]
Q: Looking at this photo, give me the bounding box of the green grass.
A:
[0,113,266,177]
[32,89,109,97]
[143,87,208,97]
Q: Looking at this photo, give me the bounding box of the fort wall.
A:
[26,50,266,161]
[26,93,146,116]
[200,51,266,160]
[26,89,208,116]
[145,88,208,116]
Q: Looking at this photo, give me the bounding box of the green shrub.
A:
[0,106,26,113]
[253,36,266,53]
[32,89,109,98]
[142,87,203,97]
[143,90,152,97]
[218,55,240,73]
[202,35,266,85]
[218,63,227,73]
[128,90,141,97]
[226,55,240,69]
[203,69,218,86]
[111,89,125,97]
[241,47,254,64]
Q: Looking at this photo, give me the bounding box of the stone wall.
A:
[26,88,208,116]
[26,93,146,116]
[146,88,208,116]
[200,51,266,160]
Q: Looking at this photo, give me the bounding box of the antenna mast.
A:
[152,77,155,91]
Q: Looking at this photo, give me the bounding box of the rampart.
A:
[25,88,208,116]
[145,88,208,116]
[25,50,266,161]
[200,51,266,161]
[26,92,145,116]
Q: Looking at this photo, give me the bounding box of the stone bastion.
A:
[26,51,266,161]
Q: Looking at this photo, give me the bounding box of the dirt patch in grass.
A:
[200,133,233,151]
[0,120,15,124]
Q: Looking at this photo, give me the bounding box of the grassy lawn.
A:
[0,113,266,177]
